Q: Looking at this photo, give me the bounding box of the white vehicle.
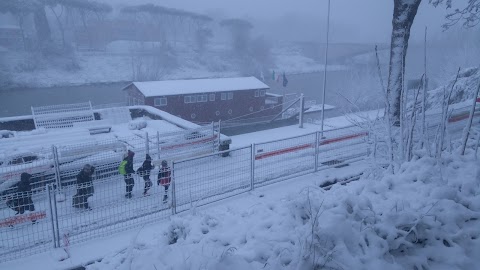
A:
[0,143,127,196]
[0,152,55,196]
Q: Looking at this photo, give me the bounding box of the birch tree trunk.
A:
[387,0,422,126]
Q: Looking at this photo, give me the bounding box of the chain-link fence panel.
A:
[173,146,252,213]
[254,133,317,187]
[0,189,54,262]
[152,124,219,162]
[0,148,57,198]
[55,136,141,189]
[54,171,172,247]
[318,126,369,170]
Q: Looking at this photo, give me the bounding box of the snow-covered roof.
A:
[126,77,269,97]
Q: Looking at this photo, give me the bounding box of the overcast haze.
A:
[110,0,452,44]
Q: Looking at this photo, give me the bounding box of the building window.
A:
[191,113,196,119]
[197,94,208,102]
[260,106,265,110]
[260,90,266,97]
[209,94,215,101]
[254,90,259,97]
[249,107,253,112]
[228,109,232,115]
[184,95,197,103]
[215,111,220,116]
[133,98,137,105]
[221,93,226,100]
[154,97,167,106]
[228,92,233,100]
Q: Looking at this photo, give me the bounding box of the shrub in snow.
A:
[429,67,479,108]
[165,219,189,245]
[290,155,480,270]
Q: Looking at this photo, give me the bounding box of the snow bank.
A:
[83,153,480,270]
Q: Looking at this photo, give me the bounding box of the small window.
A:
[9,158,23,165]
[215,111,220,116]
[184,95,197,104]
[260,106,265,110]
[133,98,137,105]
[191,113,196,119]
[249,107,253,112]
[209,94,215,101]
[23,156,38,163]
[227,92,233,100]
[228,109,232,115]
[197,94,207,102]
[260,90,266,97]
[254,90,259,97]
[154,97,167,106]
[221,93,226,100]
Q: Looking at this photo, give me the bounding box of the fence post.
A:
[145,132,150,155]
[171,161,177,215]
[217,121,221,152]
[299,94,305,128]
[52,188,61,248]
[51,145,62,191]
[46,184,57,248]
[156,131,161,160]
[251,144,255,190]
[314,132,319,172]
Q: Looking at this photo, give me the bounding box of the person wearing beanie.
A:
[137,154,154,196]
[73,164,95,210]
[157,160,171,203]
[6,172,35,215]
[123,150,135,198]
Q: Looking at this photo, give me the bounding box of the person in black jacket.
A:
[6,172,35,215]
[73,164,95,209]
[137,154,154,196]
[157,160,171,203]
[124,150,135,198]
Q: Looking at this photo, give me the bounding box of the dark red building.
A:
[123,77,283,123]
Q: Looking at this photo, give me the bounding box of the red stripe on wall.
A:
[255,131,369,160]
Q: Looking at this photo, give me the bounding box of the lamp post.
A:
[320,0,331,138]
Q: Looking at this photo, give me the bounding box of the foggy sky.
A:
[113,0,453,44]
[0,0,464,44]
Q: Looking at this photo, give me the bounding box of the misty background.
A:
[0,0,479,117]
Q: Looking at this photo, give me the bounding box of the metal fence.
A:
[1,107,479,262]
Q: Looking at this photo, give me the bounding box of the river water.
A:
[0,71,381,119]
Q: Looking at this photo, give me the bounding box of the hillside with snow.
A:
[0,42,330,89]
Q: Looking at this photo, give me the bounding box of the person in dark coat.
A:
[6,172,35,215]
[73,164,95,209]
[137,154,154,196]
[124,150,135,198]
[157,160,171,203]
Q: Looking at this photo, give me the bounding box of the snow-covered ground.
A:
[0,103,479,269]
[1,152,479,270]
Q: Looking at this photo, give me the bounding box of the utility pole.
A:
[320,0,331,138]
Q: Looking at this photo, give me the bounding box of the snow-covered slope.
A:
[429,67,480,109]
[84,154,480,270]
[0,43,330,89]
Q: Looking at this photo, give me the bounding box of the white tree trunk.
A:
[387,0,422,126]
